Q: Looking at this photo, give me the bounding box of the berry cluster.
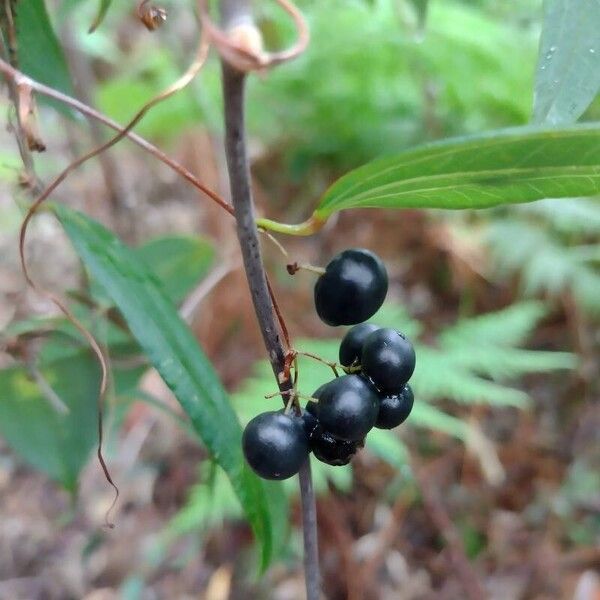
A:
[242,248,416,480]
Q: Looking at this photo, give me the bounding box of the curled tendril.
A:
[17,6,211,527]
[199,0,309,73]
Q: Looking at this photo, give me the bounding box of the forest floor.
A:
[0,129,599,600]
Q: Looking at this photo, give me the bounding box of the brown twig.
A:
[61,23,132,220]
[0,57,234,216]
[413,461,486,600]
[357,489,413,597]
[0,4,43,193]
[18,30,211,257]
[20,276,118,527]
[317,497,365,600]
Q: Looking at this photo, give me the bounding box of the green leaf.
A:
[135,235,215,304]
[14,0,73,96]
[314,126,600,219]
[54,204,283,570]
[0,351,100,492]
[533,0,600,125]
[88,0,113,33]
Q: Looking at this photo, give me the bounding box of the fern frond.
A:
[439,301,547,347]
[485,200,600,316]
[519,198,600,237]
[413,351,531,407]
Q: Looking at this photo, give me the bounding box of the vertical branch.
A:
[298,458,320,600]
[0,1,42,193]
[218,4,320,597]
[221,66,288,377]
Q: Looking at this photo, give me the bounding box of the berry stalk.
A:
[218,5,321,596]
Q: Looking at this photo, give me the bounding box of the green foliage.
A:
[0,347,100,493]
[486,198,600,316]
[313,125,600,220]
[55,204,285,570]
[533,0,600,125]
[0,305,152,492]
[87,0,536,165]
[162,460,291,569]
[0,231,213,494]
[246,0,537,172]
[163,462,245,542]
[134,235,214,304]
[87,234,214,308]
[12,0,73,97]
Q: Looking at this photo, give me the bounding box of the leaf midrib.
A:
[322,126,600,205]
[320,166,600,211]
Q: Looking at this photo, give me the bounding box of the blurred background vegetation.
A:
[0,0,599,598]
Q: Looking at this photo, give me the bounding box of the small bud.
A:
[226,22,265,59]
[138,1,167,31]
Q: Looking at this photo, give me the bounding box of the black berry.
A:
[316,375,379,441]
[376,384,414,429]
[314,248,388,326]
[339,323,380,368]
[301,406,320,440]
[362,328,416,394]
[242,411,309,480]
[303,383,326,426]
[311,428,363,466]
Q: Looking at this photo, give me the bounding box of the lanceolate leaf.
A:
[14,0,73,96]
[313,125,600,220]
[135,235,215,304]
[533,0,600,125]
[55,205,283,570]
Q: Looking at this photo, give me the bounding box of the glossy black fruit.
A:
[362,328,416,394]
[242,411,309,480]
[339,323,380,368]
[311,429,363,466]
[376,384,414,429]
[302,384,326,433]
[301,406,320,440]
[314,248,388,326]
[316,375,379,441]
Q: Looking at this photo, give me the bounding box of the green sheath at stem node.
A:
[256,212,327,236]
